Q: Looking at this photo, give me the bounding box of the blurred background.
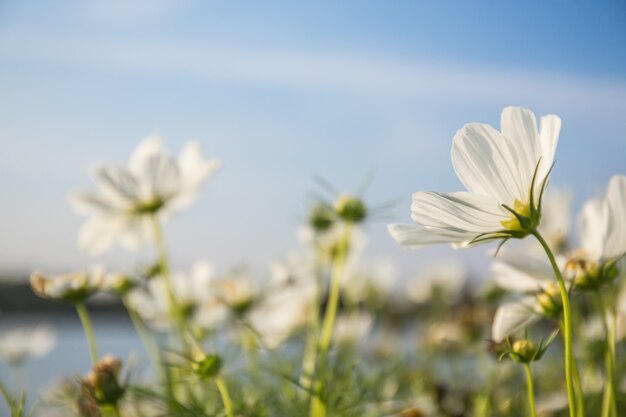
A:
[0,0,625,399]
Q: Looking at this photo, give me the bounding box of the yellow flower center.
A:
[500,199,532,231]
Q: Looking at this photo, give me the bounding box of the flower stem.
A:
[531,230,576,417]
[524,363,538,417]
[150,216,178,320]
[597,291,617,417]
[123,297,161,374]
[215,376,234,417]
[150,215,189,350]
[76,301,98,365]
[310,223,352,417]
[300,277,321,392]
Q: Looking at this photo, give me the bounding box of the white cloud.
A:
[1,31,625,117]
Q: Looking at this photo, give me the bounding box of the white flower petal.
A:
[178,141,221,190]
[119,217,153,250]
[69,191,121,214]
[78,216,128,255]
[411,191,506,233]
[492,298,540,342]
[93,165,141,205]
[578,197,609,260]
[388,223,473,248]
[538,114,561,184]
[129,135,167,177]
[491,258,551,293]
[604,175,626,260]
[452,122,523,203]
[501,106,539,192]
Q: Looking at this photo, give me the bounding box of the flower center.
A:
[500,199,532,231]
[131,197,165,215]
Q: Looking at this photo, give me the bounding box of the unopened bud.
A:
[536,283,562,318]
[84,355,125,405]
[511,339,539,362]
[191,350,222,379]
[309,204,335,232]
[335,195,367,223]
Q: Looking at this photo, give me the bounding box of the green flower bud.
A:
[566,256,620,291]
[191,350,222,379]
[309,204,335,232]
[536,283,562,318]
[84,355,125,406]
[335,195,367,223]
[511,339,539,363]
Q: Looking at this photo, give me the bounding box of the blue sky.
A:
[0,1,625,279]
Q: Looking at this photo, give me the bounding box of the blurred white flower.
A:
[128,261,227,331]
[572,175,626,267]
[70,136,220,255]
[343,257,396,305]
[215,269,257,315]
[0,325,56,366]
[248,280,316,349]
[537,188,573,252]
[489,177,626,340]
[389,106,560,248]
[406,258,467,304]
[269,250,317,287]
[333,312,373,345]
[490,249,568,342]
[31,266,107,302]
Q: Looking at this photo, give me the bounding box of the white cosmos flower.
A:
[248,280,316,349]
[577,175,626,263]
[31,266,107,302]
[127,261,227,331]
[389,106,561,249]
[490,249,568,342]
[491,175,626,341]
[70,136,220,255]
[0,324,57,366]
[536,188,573,252]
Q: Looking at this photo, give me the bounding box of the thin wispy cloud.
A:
[1,31,625,117]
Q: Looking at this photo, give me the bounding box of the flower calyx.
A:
[499,330,559,364]
[536,282,563,318]
[190,349,222,380]
[565,256,619,292]
[334,194,367,224]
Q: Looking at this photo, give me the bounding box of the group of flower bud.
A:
[74,355,126,417]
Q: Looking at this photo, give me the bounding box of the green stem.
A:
[310,223,352,417]
[150,215,190,351]
[300,265,322,392]
[124,298,161,371]
[76,301,99,365]
[524,363,538,417]
[150,216,178,321]
[572,355,585,417]
[215,377,234,417]
[597,292,617,417]
[532,230,577,417]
